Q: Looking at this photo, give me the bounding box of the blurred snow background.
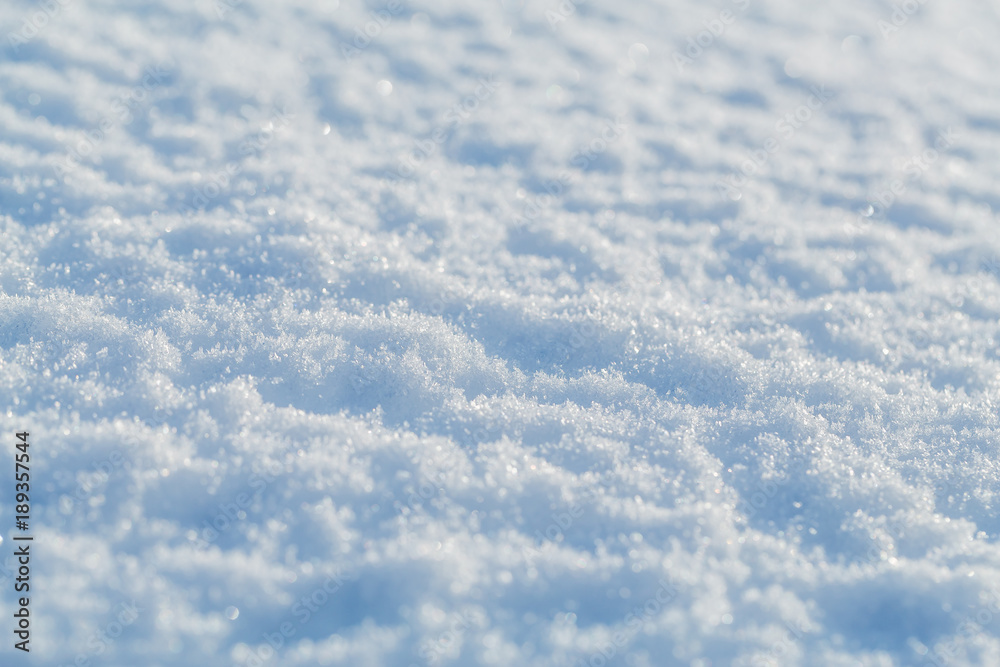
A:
[2,0,1000,665]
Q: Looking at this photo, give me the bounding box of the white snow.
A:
[2,0,1000,665]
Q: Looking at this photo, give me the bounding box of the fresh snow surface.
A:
[2,0,1000,665]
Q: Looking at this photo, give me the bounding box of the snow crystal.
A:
[2,0,1000,665]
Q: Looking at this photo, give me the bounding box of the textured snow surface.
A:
[2,0,1000,665]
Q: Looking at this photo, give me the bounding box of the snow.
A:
[2,0,1000,665]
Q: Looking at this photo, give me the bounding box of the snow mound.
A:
[2,0,1000,665]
